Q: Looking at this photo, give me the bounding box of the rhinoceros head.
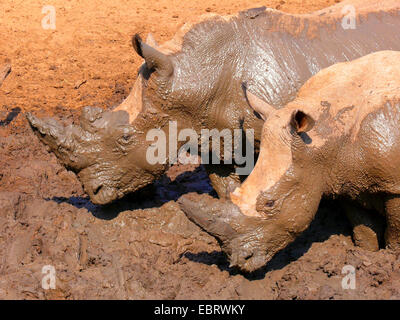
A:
[27,29,255,204]
[27,106,165,204]
[26,34,188,204]
[179,89,324,271]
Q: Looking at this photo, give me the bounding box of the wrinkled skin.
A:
[27,0,400,206]
[179,51,400,272]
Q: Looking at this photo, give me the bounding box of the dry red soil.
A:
[1,0,400,300]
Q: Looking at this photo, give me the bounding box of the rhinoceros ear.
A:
[145,33,158,48]
[290,110,315,133]
[132,34,173,77]
[244,87,276,121]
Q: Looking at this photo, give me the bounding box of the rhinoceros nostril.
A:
[244,252,253,261]
[93,185,103,196]
[266,200,275,207]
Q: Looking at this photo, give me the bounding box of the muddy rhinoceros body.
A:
[179,50,400,272]
[27,0,400,205]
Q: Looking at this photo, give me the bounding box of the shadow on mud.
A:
[51,165,215,220]
[184,199,353,280]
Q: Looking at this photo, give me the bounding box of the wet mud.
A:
[2,107,400,299]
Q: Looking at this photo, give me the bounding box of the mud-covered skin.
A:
[27,107,170,204]
[179,51,400,272]
[27,0,400,205]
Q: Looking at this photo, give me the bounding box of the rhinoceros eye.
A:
[265,200,275,207]
[118,134,133,145]
[118,128,134,145]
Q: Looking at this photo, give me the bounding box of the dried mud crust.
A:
[1,0,400,300]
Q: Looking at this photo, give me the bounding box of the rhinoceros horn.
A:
[178,192,240,244]
[132,34,173,77]
[244,88,276,121]
[26,112,90,171]
[79,106,104,132]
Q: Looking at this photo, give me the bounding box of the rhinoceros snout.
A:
[82,180,118,205]
[178,193,272,272]
[228,237,271,272]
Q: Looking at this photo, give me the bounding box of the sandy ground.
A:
[1,0,400,300]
